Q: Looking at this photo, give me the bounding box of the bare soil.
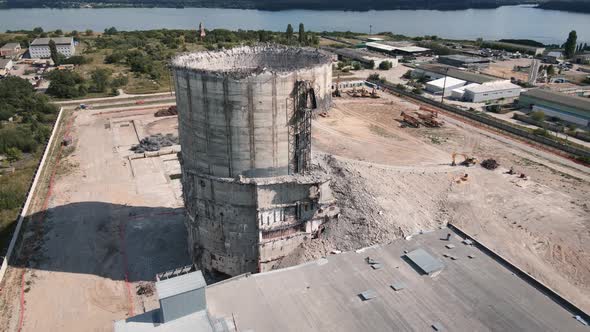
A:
[282,91,590,312]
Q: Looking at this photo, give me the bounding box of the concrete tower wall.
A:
[172,46,338,276]
[174,48,332,178]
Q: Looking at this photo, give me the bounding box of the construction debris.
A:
[155,105,178,117]
[136,282,155,296]
[481,158,499,170]
[131,133,179,153]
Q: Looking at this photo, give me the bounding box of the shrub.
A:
[379,61,393,70]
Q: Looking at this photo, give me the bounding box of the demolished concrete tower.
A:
[171,45,339,276]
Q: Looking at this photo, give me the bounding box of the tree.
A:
[546,65,555,76]
[530,110,545,122]
[85,29,93,36]
[48,39,61,66]
[352,62,361,70]
[564,30,577,58]
[33,27,43,35]
[379,61,392,70]
[90,68,112,93]
[5,147,22,162]
[104,27,118,35]
[286,24,293,41]
[54,29,63,36]
[298,23,305,44]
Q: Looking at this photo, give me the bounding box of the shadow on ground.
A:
[11,201,191,282]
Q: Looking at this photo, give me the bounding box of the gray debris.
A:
[131,134,179,153]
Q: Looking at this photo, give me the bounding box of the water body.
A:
[0,5,588,44]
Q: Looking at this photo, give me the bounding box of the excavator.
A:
[451,152,478,167]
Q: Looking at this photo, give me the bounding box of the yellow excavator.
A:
[451,152,478,167]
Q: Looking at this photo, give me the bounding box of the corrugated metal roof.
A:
[426,77,466,89]
[156,270,206,299]
[521,89,590,112]
[30,37,73,46]
[465,81,521,93]
[405,248,444,275]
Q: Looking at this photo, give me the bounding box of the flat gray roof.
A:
[521,88,590,112]
[30,37,73,46]
[156,270,206,299]
[114,309,213,332]
[415,64,499,84]
[439,54,491,63]
[206,228,588,332]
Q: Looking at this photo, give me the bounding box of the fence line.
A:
[0,107,65,283]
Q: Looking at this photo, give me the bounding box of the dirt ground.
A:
[283,90,590,313]
[481,58,533,81]
[0,105,189,332]
[1,87,589,331]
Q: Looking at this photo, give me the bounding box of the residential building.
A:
[462,80,522,103]
[438,54,491,69]
[411,64,500,85]
[0,42,22,58]
[425,77,466,96]
[29,37,75,59]
[519,88,590,127]
[0,59,14,76]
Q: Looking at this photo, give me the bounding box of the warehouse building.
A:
[411,64,499,85]
[29,37,75,59]
[365,42,430,56]
[519,88,590,127]
[451,83,481,100]
[0,42,21,58]
[326,47,398,69]
[425,76,466,96]
[438,54,491,69]
[462,80,522,103]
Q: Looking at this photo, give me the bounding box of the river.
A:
[0,5,588,44]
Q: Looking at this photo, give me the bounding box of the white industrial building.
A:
[462,81,522,103]
[29,37,75,59]
[450,83,480,100]
[425,77,466,96]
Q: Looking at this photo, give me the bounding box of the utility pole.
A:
[369,25,372,35]
[441,67,449,103]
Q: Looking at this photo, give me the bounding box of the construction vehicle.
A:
[370,87,380,98]
[451,152,478,167]
[400,111,420,128]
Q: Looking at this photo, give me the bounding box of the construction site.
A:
[0,45,589,331]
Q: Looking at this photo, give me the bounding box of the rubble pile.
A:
[155,106,178,117]
[131,134,179,153]
[481,158,499,170]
